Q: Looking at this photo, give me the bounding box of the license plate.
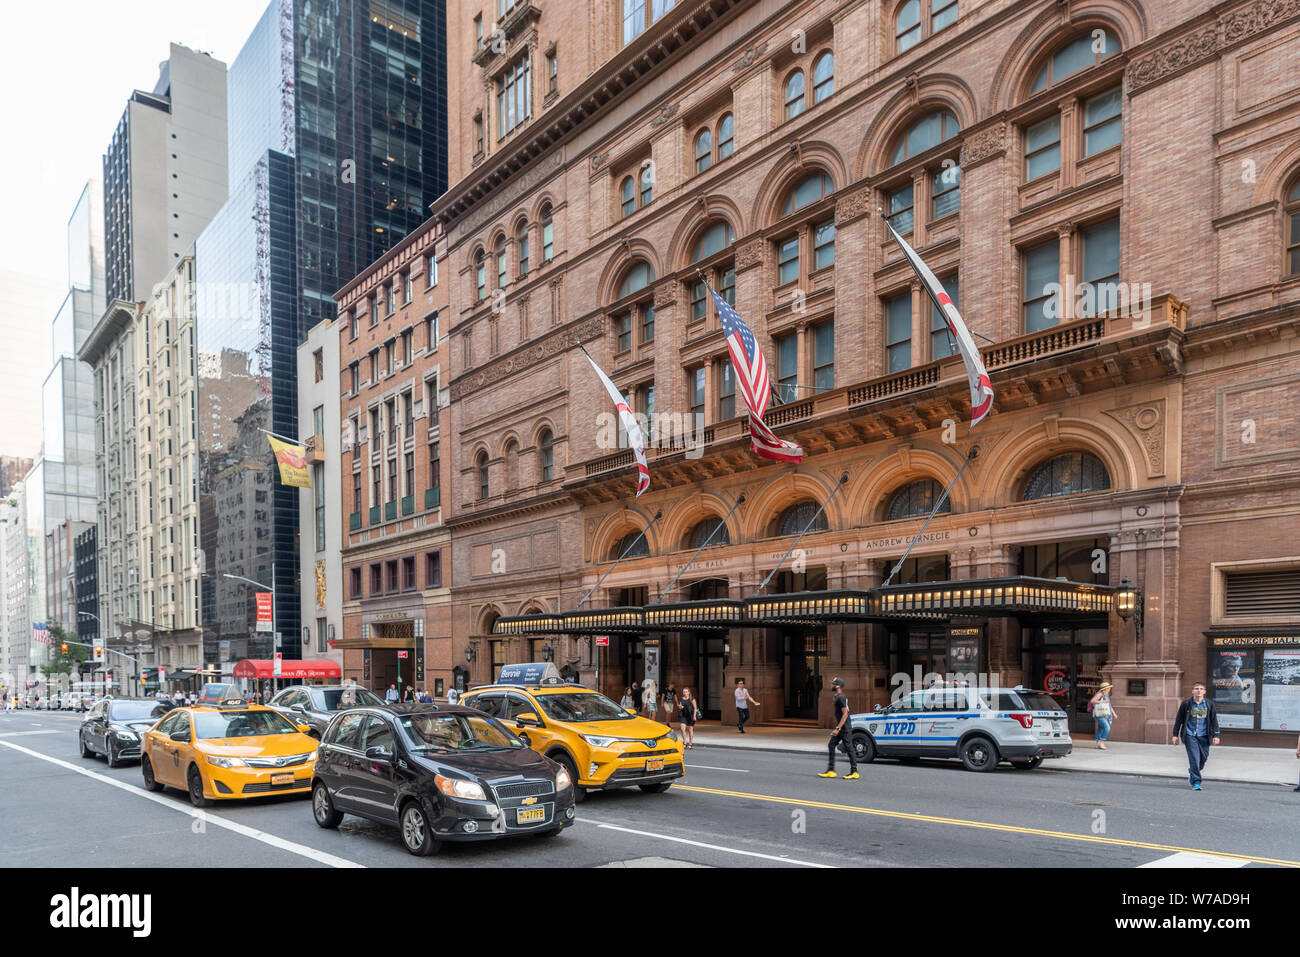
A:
[645,758,664,772]
[516,807,546,824]
[271,772,295,786]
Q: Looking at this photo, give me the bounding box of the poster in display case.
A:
[1261,649,1300,731]
[1211,649,1256,730]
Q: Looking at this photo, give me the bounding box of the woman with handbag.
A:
[1089,681,1115,749]
[678,687,698,749]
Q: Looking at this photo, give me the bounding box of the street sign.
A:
[256,593,273,632]
[595,636,609,647]
[273,652,282,678]
[397,650,409,659]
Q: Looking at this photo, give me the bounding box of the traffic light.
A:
[93,643,104,660]
[60,642,69,655]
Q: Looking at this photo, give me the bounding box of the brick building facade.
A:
[398,0,1300,741]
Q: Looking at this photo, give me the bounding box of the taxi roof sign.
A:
[496,662,562,686]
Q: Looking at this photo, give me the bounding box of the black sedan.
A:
[79,697,171,767]
[311,704,576,856]
[266,684,386,737]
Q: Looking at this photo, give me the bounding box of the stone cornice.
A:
[450,315,604,402]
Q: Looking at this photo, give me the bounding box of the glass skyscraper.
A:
[197,0,446,661]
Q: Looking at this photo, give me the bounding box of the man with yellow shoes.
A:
[818,677,860,780]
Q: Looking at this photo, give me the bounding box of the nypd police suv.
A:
[849,685,1071,771]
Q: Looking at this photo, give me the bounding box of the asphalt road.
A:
[4,709,1297,869]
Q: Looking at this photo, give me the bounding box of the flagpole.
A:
[258,426,302,445]
[882,446,978,588]
[651,494,745,604]
[576,509,664,608]
[751,473,849,597]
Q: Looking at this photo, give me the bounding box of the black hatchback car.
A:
[79,697,171,767]
[311,703,576,855]
[266,684,387,737]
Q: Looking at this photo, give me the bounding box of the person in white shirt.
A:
[734,678,760,733]
[642,677,658,721]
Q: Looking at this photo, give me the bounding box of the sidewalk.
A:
[687,721,1300,787]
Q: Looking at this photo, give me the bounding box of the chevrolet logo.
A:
[521,796,538,806]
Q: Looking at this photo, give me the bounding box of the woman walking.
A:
[1089,681,1115,749]
[678,687,698,749]
[620,686,635,710]
[662,683,677,724]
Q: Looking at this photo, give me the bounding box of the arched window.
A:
[640,163,654,206]
[717,113,734,160]
[495,236,507,289]
[1031,29,1121,91]
[692,221,735,262]
[781,172,835,215]
[539,429,554,482]
[541,203,554,262]
[1286,176,1300,276]
[812,51,834,103]
[618,261,655,298]
[897,0,957,53]
[1022,452,1111,501]
[776,500,828,537]
[686,517,730,549]
[784,71,805,121]
[611,531,649,560]
[476,452,490,499]
[689,222,736,324]
[517,222,530,277]
[886,479,951,521]
[503,439,519,490]
[695,129,713,174]
[474,249,486,301]
[620,177,635,217]
[890,110,960,165]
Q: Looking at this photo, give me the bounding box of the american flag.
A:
[882,216,994,426]
[707,284,803,462]
[583,349,651,496]
[32,622,50,645]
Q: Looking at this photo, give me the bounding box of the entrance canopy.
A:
[232,659,342,680]
[491,576,1115,635]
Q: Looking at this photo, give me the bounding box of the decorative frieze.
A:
[450,316,604,401]
[734,238,764,272]
[834,186,874,224]
[732,40,767,73]
[958,123,1006,170]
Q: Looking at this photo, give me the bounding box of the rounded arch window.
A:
[812,51,834,102]
[476,451,490,499]
[1022,451,1111,501]
[620,177,635,217]
[776,500,829,537]
[886,479,950,521]
[473,248,486,301]
[692,221,736,262]
[891,110,960,165]
[695,129,713,174]
[495,235,507,289]
[784,70,805,120]
[539,428,554,482]
[516,221,530,277]
[540,203,554,262]
[618,260,655,298]
[1286,174,1300,276]
[717,113,734,160]
[781,172,835,216]
[685,517,730,549]
[611,531,650,560]
[1031,29,1121,92]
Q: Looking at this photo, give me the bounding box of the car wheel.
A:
[1011,757,1044,770]
[400,801,440,856]
[141,757,164,792]
[851,732,877,764]
[187,766,211,807]
[638,782,672,794]
[79,732,93,759]
[105,741,119,769]
[553,753,585,804]
[312,782,342,828]
[959,736,999,772]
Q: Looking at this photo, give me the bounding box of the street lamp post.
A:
[223,566,276,653]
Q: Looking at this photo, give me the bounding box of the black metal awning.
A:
[490,576,1114,636]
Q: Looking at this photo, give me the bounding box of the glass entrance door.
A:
[696,635,725,720]
[784,631,826,719]
[1034,625,1109,733]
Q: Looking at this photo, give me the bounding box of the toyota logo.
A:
[644,740,656,748]
[276,757,287,767]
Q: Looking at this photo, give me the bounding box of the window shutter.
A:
[1224,570,1300,617]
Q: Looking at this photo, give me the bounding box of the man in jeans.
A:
[1172,682,1220,790]
[734,678,760,733]
[818,677,859,780]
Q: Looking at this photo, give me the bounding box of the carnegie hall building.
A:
[416,0,1300,743]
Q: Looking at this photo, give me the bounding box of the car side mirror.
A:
[169,731,190,743]
[515,712,541,728]
[365,746,391,760]
[296,723,313,735]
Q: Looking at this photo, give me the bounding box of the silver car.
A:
[850,686,1072,772]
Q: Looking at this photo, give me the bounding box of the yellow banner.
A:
[268,436,311,488]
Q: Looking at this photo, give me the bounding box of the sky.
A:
[0,0,272,461]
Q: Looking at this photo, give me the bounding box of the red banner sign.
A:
[595,636,609,647]
[397,650,409,659]
[255,592,273,633]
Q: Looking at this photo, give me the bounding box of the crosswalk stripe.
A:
[1140,852,1250,868]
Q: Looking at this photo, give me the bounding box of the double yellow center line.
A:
[676,784,1300,867]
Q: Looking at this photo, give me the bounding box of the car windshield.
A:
[534,692,632,723]
[193,709,299,740]
[109,701,164,722]
[398,714,522,753]
[1016,693,1066,712]
[200,684,232,699]
[316,687,384,711]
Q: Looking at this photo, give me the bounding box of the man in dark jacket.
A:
[1172,682,1220,790]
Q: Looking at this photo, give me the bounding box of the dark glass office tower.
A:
[196,0,446,663]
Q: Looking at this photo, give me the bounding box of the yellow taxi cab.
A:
[460,664,685,802]
[140,698,318,807]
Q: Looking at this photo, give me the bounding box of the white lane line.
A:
[0,740,364,869]
[585,821,835,868]
[686,765,750,773]
[1140,852,1249,869]
[0,730,61,738]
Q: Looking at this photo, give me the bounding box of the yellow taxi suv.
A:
[460,664,685,802]
[140,700,318,807]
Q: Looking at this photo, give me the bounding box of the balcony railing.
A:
[385,501,398,520]
[349,512,361,531]
[401,495,414,516]
[368,505,380,525]
[425,486,441,509]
